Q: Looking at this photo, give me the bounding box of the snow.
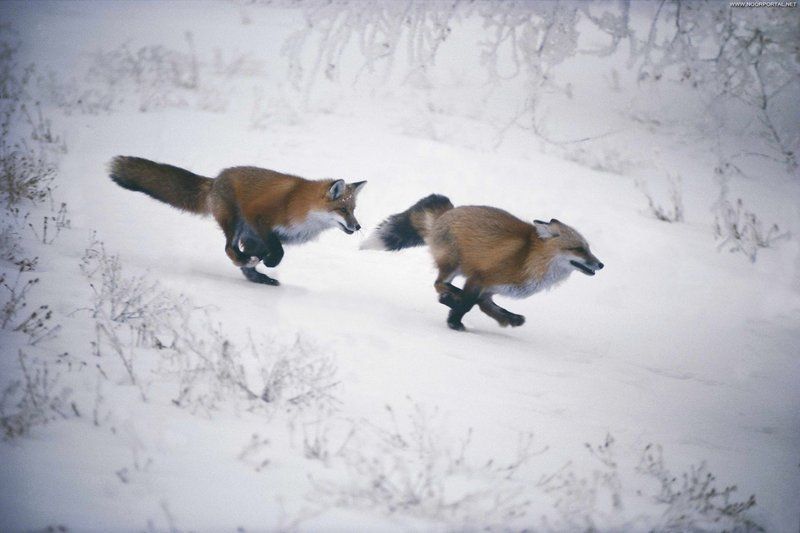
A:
[1,1,799,531]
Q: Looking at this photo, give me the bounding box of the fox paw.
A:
[240,267,279,286]
[506,313,525,327]
[255,275,279,286]
[496,312,525,327]
[447,319,466,331]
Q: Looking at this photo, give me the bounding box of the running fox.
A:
[109,156,366,285]
[362,195,603,331]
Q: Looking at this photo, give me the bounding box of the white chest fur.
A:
[274,211,337,244]
[490,256,574,299]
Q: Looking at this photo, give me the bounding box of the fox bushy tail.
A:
[361,194,453,251]
[109,156,213,215]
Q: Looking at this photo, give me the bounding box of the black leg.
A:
[237,230,267,262]
[235,225,285,270]
[434,265,462,309]
[240,266,279,286]
[446,286,480,331]
[222,222,254,268]
[438,283,463,308]
[259,232,284,268]
[239,236,264,256]
[225,243,253,267]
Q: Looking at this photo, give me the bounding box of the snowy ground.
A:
[1,1,799,532]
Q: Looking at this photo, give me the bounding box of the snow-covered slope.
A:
[1,2,798,531]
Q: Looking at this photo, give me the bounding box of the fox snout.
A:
[338,214,361,234]
[570,254,604,276]
[339,221,361,234]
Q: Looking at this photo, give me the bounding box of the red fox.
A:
[362,195,603,331]
[109,156,366,285]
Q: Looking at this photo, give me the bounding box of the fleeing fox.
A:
[109,156,366,285]
[362,195,603,331]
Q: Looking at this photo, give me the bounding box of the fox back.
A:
[211,167,365,243]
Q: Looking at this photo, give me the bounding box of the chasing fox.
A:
[109,156,366,285]
[362,194,603,331]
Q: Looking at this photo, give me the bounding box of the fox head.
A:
[534,218,604,276]
[326,179,367,234]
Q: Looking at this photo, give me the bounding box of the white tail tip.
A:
[359,232,386,251]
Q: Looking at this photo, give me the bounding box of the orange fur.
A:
[212,167,347,234]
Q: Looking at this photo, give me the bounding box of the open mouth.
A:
[339,222,355,234]
[570,260,596,276]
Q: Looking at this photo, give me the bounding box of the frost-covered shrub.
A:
[539,436,762,532]
[80,235,188,400]
[636,443,762,532]
[80,236,339,417]
[81,235,190,401]
[278,2,798,172]
[0,26,67,271]
[163,314,338,418]
[249,87,302,130]
[564,146,636,176]
[313,420,762,531]
[0,266,38,329]
[0,217,23,261]
[0,102,62,207]
[81,235,182,329]
[539,435,624,531]
[85,32,199,112]
[71,35,264,115]
[1,259,59,346]
[313,402,542,530]
[0,350,75,439]
[0,38,64,209]
[638,174,684,223]
[714,197,789,262]
[35,70,117,116]
[38,35,273,116]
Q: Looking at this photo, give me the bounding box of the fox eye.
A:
[570,246,587,254]
[337,208,348,214]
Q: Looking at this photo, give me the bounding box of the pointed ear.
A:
[328,179,346,200]
[350,180,367,196]
[534,220,559,239]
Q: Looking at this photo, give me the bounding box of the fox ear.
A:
[534,220,559,239]
[350,180,367,195]
[328,179,346,200]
